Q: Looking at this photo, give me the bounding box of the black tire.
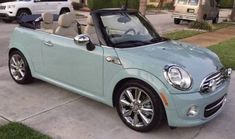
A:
[115,80,165,132]
[212,15,219,24]
[2,19,13,23]
[59,8,70,15]
[9,50,33,84]
[16,9,31,18]
[174,18,181,24]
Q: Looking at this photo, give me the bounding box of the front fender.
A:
[104,68,173,110]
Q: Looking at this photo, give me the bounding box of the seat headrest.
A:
[87,15,94,26]
[58,14,73,27]
[41,12,53,24]
[67,12,76,22]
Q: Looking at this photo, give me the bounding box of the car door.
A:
[41,35,104,96]
[31,0,45,14]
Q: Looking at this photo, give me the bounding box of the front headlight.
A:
[7,5,15,9]
[164,65,192,90]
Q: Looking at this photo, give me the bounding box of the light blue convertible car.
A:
[8,8,232,132]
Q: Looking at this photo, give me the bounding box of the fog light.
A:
[227,68,232,76]
[187,105,199,117]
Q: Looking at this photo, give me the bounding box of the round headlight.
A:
[164,65,192,90]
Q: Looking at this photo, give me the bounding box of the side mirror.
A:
[74,34,95,51]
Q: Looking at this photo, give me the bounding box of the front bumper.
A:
[172,13,197,21]
[0,9,16,20]
[166,79,230,127]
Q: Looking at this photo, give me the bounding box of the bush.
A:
[219,0,234,8]
[163,2,174,10]
[71,2,84,10]
[189,21,213,31]
[146,4,157,10]
[87,0,139,10]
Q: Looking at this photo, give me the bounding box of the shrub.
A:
[163,2,174,10]
[189,21,213,31]
[87,0,139,10]
[146,4,157,10]
[219,0,234,8]
[71,2,84,10]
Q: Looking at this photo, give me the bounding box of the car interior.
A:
[37,12,97,41]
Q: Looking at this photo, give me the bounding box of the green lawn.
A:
[0,122,51,139]
[163,30,203,40]
[212,22,234,30]
[163,23,235,40]
[209,38,235,70]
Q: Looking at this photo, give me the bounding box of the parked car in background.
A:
[8,9,232,132]
[0,0,73,23]
[172,0,220,24]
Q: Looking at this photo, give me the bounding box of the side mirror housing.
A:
[74,34,95,51]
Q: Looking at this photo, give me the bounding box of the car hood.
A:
[115,40,223,92]
[0,1,26,5]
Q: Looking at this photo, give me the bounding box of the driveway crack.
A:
[19,96,83,122]
[191,125,204,139]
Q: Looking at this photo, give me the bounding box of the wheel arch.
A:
[17,8,32,15]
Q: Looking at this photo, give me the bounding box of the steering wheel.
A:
[124,28,136,35]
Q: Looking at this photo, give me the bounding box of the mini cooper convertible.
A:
[8,8,232,132]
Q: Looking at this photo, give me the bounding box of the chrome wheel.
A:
[119,87,154,128]
[9,54,26,81]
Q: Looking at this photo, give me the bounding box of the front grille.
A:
[204,96,226,118]
[0,6,6,10]
[200,71,225,93]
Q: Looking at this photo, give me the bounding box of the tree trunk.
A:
[231,0,235,21]
[157,0,164,10]
[139,0,147,16]
[197,2,204,21]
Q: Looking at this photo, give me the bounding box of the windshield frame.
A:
[94,10,163,48]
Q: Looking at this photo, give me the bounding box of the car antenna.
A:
[121,0,128,10]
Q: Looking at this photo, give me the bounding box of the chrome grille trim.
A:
[200,71,225,93]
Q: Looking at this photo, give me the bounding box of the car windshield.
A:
[177,0,199,5]
[100,12,164,48]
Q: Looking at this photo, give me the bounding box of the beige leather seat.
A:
[54,14,78,38]
[40,12,54,33]
[84,15,99,44]
[67,12,78,33]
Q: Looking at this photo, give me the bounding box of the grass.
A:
[163,30,203,40]
[209,38,235,70]
[164,23,235,40]
[0,122,51,139]
[212,22,234,31]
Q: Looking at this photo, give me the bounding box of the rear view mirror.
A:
[74,34,95,51]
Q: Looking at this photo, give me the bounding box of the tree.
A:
[139,0,147,16]
[231,0,235,21]
[157,0,164,10]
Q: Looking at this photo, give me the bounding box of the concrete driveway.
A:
[0,19,235,139]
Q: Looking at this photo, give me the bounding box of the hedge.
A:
[219,0,234,8]
[87,0,140,10]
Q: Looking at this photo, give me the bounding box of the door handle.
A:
[44,41,53,47]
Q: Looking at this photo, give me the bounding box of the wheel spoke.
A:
[136,90,142,102]
[141,98,151,106]
[123,109,133,117]
[10,64,17,69]
[12,57,18,65]
[125,89,135,102]
[140,107,153,115]
[132,113,139,126]
[138,110,150,126]
[18,69,25,77]
[120,99,131,106]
